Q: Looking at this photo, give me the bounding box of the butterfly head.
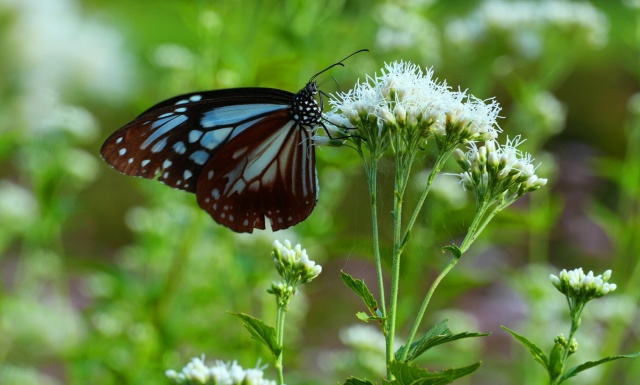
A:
[292,81,322,126]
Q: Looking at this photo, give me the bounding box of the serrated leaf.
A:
[344,377,375,385]
[396,319,450,361]
[388,360,481,385]
[341,270,379,316]
[396,319,489,362]
[501,326,548,370]
[230,312,281,358]
[442,245,461,260]
[558,352,640,384]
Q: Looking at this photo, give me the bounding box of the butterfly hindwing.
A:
[100,89,294,192]
[196,109,318,233]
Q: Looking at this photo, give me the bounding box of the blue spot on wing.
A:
[200,104,287,127]
[141,114,188,149]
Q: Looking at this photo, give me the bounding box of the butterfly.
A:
[100,50,366,233]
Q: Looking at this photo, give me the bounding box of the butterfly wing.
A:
[196,109,318,233]
[100,88,294,192]
[101,87,319,233]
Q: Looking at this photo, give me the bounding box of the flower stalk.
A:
[326,61,546,379]
[268,240,321,385]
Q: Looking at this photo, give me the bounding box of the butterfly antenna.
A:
[310,49,369,82]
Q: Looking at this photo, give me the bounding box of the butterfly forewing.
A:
[100,89,294,192]
[196,109,317,233]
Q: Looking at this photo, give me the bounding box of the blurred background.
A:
[1,0,638,384]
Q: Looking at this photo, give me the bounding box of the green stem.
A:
[387,136,414,378]
[275,304,287,385]
[400,150,454,251]
[401,256,459,361]
[366,155,387,320]
[401,197,496,358]
[386,172,403,378]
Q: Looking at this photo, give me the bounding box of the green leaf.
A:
[501,326,548,371]
[356,312,370,322]
[388,360,481,385]
[344,377,376,385]
[356,312,385,323]
[442,245,461,260]
[341,270,380,316]
[547,341,564,381]
[558,352,640,384]
[230,312,281,358]
[395,319,489,362]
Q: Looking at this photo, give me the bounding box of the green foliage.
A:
[341,271,381,321]
[344,378,375,385]
[230,312,281,359]
[503,326,640,384]
[395,320,489,364]
[558,353,640,384]
[501,326,550,372]
[385,361,481,385]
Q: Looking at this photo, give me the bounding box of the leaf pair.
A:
[502,326,640,384]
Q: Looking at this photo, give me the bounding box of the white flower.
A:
[445,0,609,55]
[550,268,617,300]
[166,357,277,385]
[272,240,322,286]
[326,61,501,154]
[340,324,388,354]
[453,136,547,202]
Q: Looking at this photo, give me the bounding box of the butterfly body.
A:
[101,83,322,233]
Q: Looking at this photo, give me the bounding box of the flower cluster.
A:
[446,0,608,55]
[271,240,321,287]
[166,357,276,385]
[326,61,501,155]
[453,136,547,204]
[550,268,617,303]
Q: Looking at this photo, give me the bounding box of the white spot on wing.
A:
[118,148,126,156]
[116,137,123,144]
[163,159,172,169]
[141,159,150,167]
[189,95,202,102]
[184,170,192,180]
